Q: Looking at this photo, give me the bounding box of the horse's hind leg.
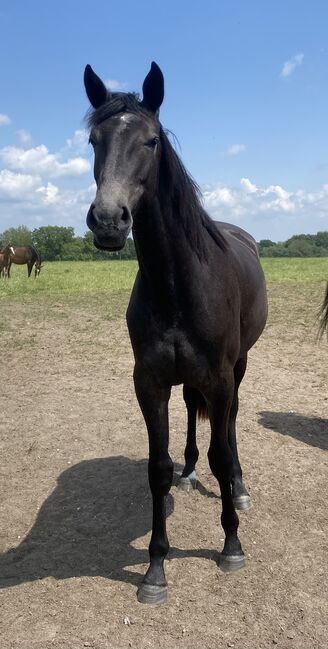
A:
[179,385,200,491]
[229,356,251,511]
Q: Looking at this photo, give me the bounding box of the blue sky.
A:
[0,0,328,241]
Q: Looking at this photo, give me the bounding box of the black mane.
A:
[158,128,227,257]
[86,93,227,257]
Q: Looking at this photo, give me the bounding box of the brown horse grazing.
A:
[0,245,13,278]
[84,61,268,604]
[7,245,42,278]
[319,283,328,338]
[0,252,5,277]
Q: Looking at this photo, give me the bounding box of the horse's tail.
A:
[196,392,209,420]
[318,282,328,339]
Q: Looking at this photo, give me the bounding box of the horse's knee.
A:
[148,457,174,496]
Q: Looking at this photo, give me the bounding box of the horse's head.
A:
[84,62,164,251]
[35,262,43,277]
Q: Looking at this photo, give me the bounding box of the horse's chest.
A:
[136,328,209,387]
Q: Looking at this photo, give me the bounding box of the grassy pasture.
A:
[0,257,327,300]
[0,258,327,335]
[0,260,138,298]
[261,257,328,283]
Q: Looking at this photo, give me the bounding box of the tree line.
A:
[0,225,137,260]
[1,225,328,260]
[257,232,328,257]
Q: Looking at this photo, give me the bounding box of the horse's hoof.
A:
[137,583,168,605]
[233,494,252,511]
[178,471,197,492]
[219,553,245,572]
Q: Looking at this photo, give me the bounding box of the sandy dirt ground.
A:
[0,283,327,649]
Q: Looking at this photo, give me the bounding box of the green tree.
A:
[61,238,86,260]
[314,231,328,253]
[287,238,314,257]
[32,226,75,260]
[258,231,328,257]
[1,225,32,246]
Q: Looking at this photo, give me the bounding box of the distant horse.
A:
[0,252,5,277]
[7,245,42,278]
[319,283,328,338]
[84,61,268,604]
[0,245,13,278]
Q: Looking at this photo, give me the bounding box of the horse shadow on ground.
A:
[0,457,218,590]
[258,411,328,451]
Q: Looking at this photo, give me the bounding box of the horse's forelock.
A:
[86,92,148,129]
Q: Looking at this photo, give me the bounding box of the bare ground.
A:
[0,283,327,649]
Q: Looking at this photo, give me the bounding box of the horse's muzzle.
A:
[87,205,132,251]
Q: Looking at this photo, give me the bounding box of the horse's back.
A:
[215,221,259,258]
[9,245,37,263]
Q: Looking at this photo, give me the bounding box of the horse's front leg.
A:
[134,366,173,605]
[206,370,245,572]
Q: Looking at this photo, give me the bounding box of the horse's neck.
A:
[133,199,205,312]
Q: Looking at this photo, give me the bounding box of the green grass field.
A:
[1,258,327,334]
[1,258,327,301]
[260,257,328,283]
[0,260,138,299]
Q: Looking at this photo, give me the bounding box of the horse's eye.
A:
[145,137,159,149]
[89,130,100,146]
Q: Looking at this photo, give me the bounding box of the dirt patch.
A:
[0,285,327,649]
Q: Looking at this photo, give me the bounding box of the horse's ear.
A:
[141,62,164,114]
[84,64,108,109]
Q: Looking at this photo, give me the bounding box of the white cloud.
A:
[0,169,41,201]
[240,177,257,193]
[0,177,96,232]
[105,79,128,91]
[0,125,96,233]
[0,144,90,178]
[36,182,60,204]
[225,144,246,156]
[204,186,236,209]
[203,178,298,217]
[203,177,328,239]
[16,129,33,146]
[280,53,304,78]
[65,129,89,154]
[0,113,11,126]
[54,157,90,177]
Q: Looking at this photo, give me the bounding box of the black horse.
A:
[84,62,268,604]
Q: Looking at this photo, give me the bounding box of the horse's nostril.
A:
[89,208,98,227]
[121,207,130,224]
